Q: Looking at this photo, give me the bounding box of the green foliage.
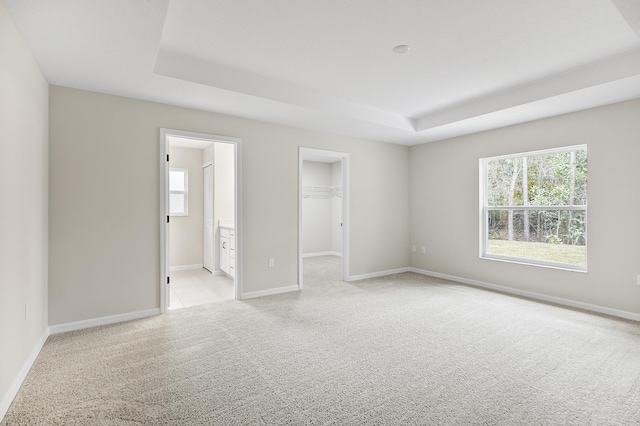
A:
[546,234,562,244]
[486,148,587,246]
[488,149,587,207]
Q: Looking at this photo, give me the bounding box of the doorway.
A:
[298,147,350,288]
[160,129,243,313]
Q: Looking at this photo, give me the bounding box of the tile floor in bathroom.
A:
[168,268,234,310]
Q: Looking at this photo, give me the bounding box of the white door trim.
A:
[160,128,243,313]
[298,147,350,288]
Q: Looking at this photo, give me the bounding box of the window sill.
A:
[480,254,587,273]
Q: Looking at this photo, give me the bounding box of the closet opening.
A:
[298,148,350,289]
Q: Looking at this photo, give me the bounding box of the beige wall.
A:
[169,146,204,267]
[409,99,640,314]
[48,86,410,325]
[0,0,49,412]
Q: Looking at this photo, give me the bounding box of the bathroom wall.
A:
[213,142,235,270]
[169,146,204,268]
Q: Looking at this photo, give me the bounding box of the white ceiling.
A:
[5,0,640,146]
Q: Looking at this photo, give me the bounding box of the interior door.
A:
[203,164,214,272]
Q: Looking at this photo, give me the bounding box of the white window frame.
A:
[169,168,189,216]
[479,145,587,272]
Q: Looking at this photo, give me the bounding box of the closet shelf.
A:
[302,185,342,199]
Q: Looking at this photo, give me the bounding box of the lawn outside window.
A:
[479,145,587,272]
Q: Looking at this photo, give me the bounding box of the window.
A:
[480,145,587,271]
[169,168,188,216]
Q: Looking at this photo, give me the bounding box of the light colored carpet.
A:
[3,256,640,425]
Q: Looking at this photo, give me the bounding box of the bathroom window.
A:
[169,169,188,216]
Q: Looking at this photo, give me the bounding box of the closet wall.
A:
[302,160,342,256]
[330,162,342,255]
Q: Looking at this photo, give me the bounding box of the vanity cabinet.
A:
[220,227,235,278]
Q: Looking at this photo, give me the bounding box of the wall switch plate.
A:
[411,245,416,252]
[269,258,275,267]
[421,246,426,254]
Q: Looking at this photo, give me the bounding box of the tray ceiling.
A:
[6,0,640,145]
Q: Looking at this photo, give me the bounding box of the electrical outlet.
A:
[269,258,275,267]
[411,245,416,252]
[421,246,426,254]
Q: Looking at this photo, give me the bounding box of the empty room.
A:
[1,0,640,424]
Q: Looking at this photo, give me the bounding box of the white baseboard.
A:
[348,267,411,282]
[49,308,161,335]
[409,268,640,322]
[241,285,299,299]
[170,264,203,272]
[0,329,49,422]
[303,251,342,258]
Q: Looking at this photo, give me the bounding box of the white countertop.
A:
[218,219,234,230]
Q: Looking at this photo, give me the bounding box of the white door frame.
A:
[160,128,243,313]
[298,147,350,288]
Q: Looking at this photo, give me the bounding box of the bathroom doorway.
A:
[160,129,242,313]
